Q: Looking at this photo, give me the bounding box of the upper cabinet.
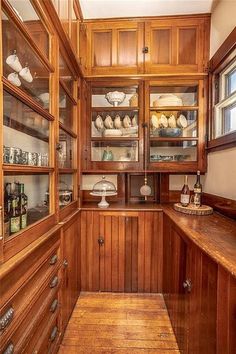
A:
[86,21,144,76]
[83,15,210,76]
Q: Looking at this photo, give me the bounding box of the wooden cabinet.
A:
[86,21,144,75]
[163,214,220,354]
[61,212,80,331]
[81,210,163,292]
[83,15,210,76]
[145,17,209,74]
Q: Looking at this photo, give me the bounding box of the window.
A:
[209,27,236,151]
[214,58,236,138]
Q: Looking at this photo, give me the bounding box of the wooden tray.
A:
[174,203,213,216]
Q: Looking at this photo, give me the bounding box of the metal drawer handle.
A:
[3,342,14,354]
[183,279,192,293]
[0,307,14,331]
[50,326,58,342]
[49,254,58,265]
[49,276,59,288]
[50,299,58,313]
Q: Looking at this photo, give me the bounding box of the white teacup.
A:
[19,66,33,83]
[7,72,21,87]
[6,53,22,72]
[123,115,131,128]
[114,115,122,129]
[95,115,104,130]
[104,115,113,129]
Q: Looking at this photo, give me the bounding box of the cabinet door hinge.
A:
[202,87,205,98]
[142,47,149,54]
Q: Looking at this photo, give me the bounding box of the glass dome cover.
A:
[92,176,117,196]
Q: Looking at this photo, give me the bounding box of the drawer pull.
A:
[183,279,192,293]
[3,342,14,354]
[50,276,59,288]
[49,254,58,265]
[50,299,58,313]
[0,307,14,330]
[50,326,58,342]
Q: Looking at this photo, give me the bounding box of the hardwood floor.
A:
[59,292,180,354]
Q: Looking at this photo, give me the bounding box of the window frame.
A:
[208,27,236,152]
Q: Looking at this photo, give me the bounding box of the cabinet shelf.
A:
[150,137,199,141]
[3,164,54,174]
[91,137,140,141]
[150,106,198,111]
[92,107,139,112]
[59,168,77,174]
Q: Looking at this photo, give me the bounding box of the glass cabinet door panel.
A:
[150,110,197,138]
[7,0,49,58]
[59,0,69,36]
[59,52,75,94]
[3,174,50,239]
[59,129,73,168]
[91,141,138,162]
[150,86,198,107]
[59,85,74,130]
[2,11,50,109]
[92,86,138,108]
[3,91,49,166]
[150,141,197,162]
[92,110,139,138]
[58,174,74,209]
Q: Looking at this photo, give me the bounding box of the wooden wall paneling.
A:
[199,252,217,354]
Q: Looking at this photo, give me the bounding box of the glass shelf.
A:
[150,140,197,162]
[3,91,49,167]
[91,141,138,162]
[2,10,50,110]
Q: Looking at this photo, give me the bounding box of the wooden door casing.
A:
[80,211,163,293]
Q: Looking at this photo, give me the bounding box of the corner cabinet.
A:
[83,15,210,76]
[82,80,144,172]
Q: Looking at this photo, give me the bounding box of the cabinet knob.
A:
[50,299,58,313]
[98,237,104,246]
[183,279,192,293]
[50,326,58,342]
[63,259,68,267]
[142,46,149,54]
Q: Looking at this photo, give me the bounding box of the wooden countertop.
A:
[81,202,163,211]
[81,202,236,277]
[163,205,236,278]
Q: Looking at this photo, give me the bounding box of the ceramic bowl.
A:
[159,128,182,137]
[105,91,126,106]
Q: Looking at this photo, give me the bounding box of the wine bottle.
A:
[19,183,28,229]
[9,183,20,235]
[180,175,190,207]
[194,171,202,194]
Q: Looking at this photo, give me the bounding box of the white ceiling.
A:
[80,0,215,20]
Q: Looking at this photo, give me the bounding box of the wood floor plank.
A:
[59,293,180,354]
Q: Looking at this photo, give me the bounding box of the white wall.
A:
[205,0,236,200]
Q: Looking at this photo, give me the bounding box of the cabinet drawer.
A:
[0,231,61,307]
[1,269,61,353]
[0,241,61,341]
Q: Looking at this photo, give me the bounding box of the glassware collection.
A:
[4,182,28,237]
[3,146,49,166]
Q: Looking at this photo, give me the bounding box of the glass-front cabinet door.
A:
[146,80,205,172]
[84,81,143,171]
[0,0,57,260]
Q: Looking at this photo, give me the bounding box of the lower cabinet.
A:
[81,210,163,293]
[163,214,236,354]
[60,212,80,332]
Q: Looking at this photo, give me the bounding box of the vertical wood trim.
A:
[111,216,119,291]
[125,217,132,292]
[80,211,87,290]
[99,214,105,291]
[131,217,138,292]
[118,216,125,292]
[217,266,230,354]
[92,211,100,291]
[144,212,152,292]
[138,212,145,292]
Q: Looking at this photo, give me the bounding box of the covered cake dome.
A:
[90,176,117,208]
